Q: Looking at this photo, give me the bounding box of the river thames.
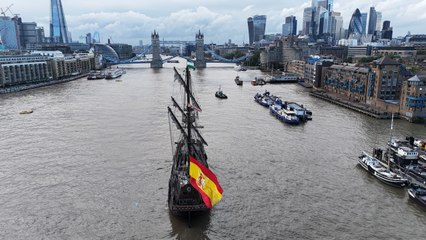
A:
[0,60,425,239]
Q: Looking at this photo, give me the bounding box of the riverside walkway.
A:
[0,74,88,95]
[310,90,396,119]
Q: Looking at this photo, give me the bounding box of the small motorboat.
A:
[215,87,228,99]
[251,77,266,86]
[234,76,243,86]
[408,184,426,207]
[19,109,33,114]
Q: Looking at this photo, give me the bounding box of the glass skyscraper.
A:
[247,15,266,45]
[361,12,368,35]
[347,9,363,37]
[367,7,377,35]
[282,16,297,36]
[50,0,70,43]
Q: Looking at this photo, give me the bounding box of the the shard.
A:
[50,0,70,43]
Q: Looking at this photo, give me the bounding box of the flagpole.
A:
[389,112,394,143]
[388,112,394,170]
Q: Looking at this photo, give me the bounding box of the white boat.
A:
[266,73,298,83]
[105,68,126,79]
[358,152,407,187]
[19,109,33,114]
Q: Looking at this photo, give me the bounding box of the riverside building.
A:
[399,75,426,121]
[0,52,94,88]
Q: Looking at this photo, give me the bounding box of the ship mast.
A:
[185,66,192,168]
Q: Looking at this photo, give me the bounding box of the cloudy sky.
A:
[6,0,426,45]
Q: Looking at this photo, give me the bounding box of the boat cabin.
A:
[397,147,419,160]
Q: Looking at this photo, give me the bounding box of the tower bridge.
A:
[102,31,250,66]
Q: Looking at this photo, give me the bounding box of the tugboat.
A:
[234,76,243,86]
[215,87,228,99]
[168,66,223,218]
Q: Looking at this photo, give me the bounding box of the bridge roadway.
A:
[105,45,250,65]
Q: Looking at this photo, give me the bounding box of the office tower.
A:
[50,0,70,43]
[93,31,100,43]
[381,20,393,39]
[303,7,313,35]
[0,16,20,49]
[247,15,266,45]
[282,16,297,36]
[21,22,38,47]
[375,12,382,31]
[368,7,377,35]
[247,17,254,44]
[85,33,92,44]
[318,6,329,35]
[304,0,334,38]
[330,12,344,42]
[327,0,333,11]
[361,13,368,35]
[382,21,390,31]
[347,9,363,37]
[35,27,45,43]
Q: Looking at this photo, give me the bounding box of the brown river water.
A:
[0,60,425,239]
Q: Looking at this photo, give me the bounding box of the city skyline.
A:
[5,0,426,45]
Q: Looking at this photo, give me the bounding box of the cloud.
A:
[9,0,426,45]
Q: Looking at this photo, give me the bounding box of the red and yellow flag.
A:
[189,155,223,208]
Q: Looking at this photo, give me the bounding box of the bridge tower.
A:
[195,30,206,69]
[150,30,163,68]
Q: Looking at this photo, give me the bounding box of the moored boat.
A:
[87,71,105,80]
[269,104,300,125]
[273,98,312,122]
[254,91,273,107]
[265,73,298,84]
[358,151,408,187]
[407,184,426,207]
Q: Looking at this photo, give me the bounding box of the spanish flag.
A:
[189,155,223,208]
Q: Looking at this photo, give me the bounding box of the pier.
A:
[310,91,396,119]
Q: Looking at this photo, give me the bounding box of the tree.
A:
[245,50,260,66]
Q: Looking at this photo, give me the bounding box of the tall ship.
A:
[167,65,223,218]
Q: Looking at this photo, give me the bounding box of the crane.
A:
[0,4,13,17]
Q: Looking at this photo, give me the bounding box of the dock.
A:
[310,91,396,119]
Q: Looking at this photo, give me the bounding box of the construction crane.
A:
[0,4,13,17]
